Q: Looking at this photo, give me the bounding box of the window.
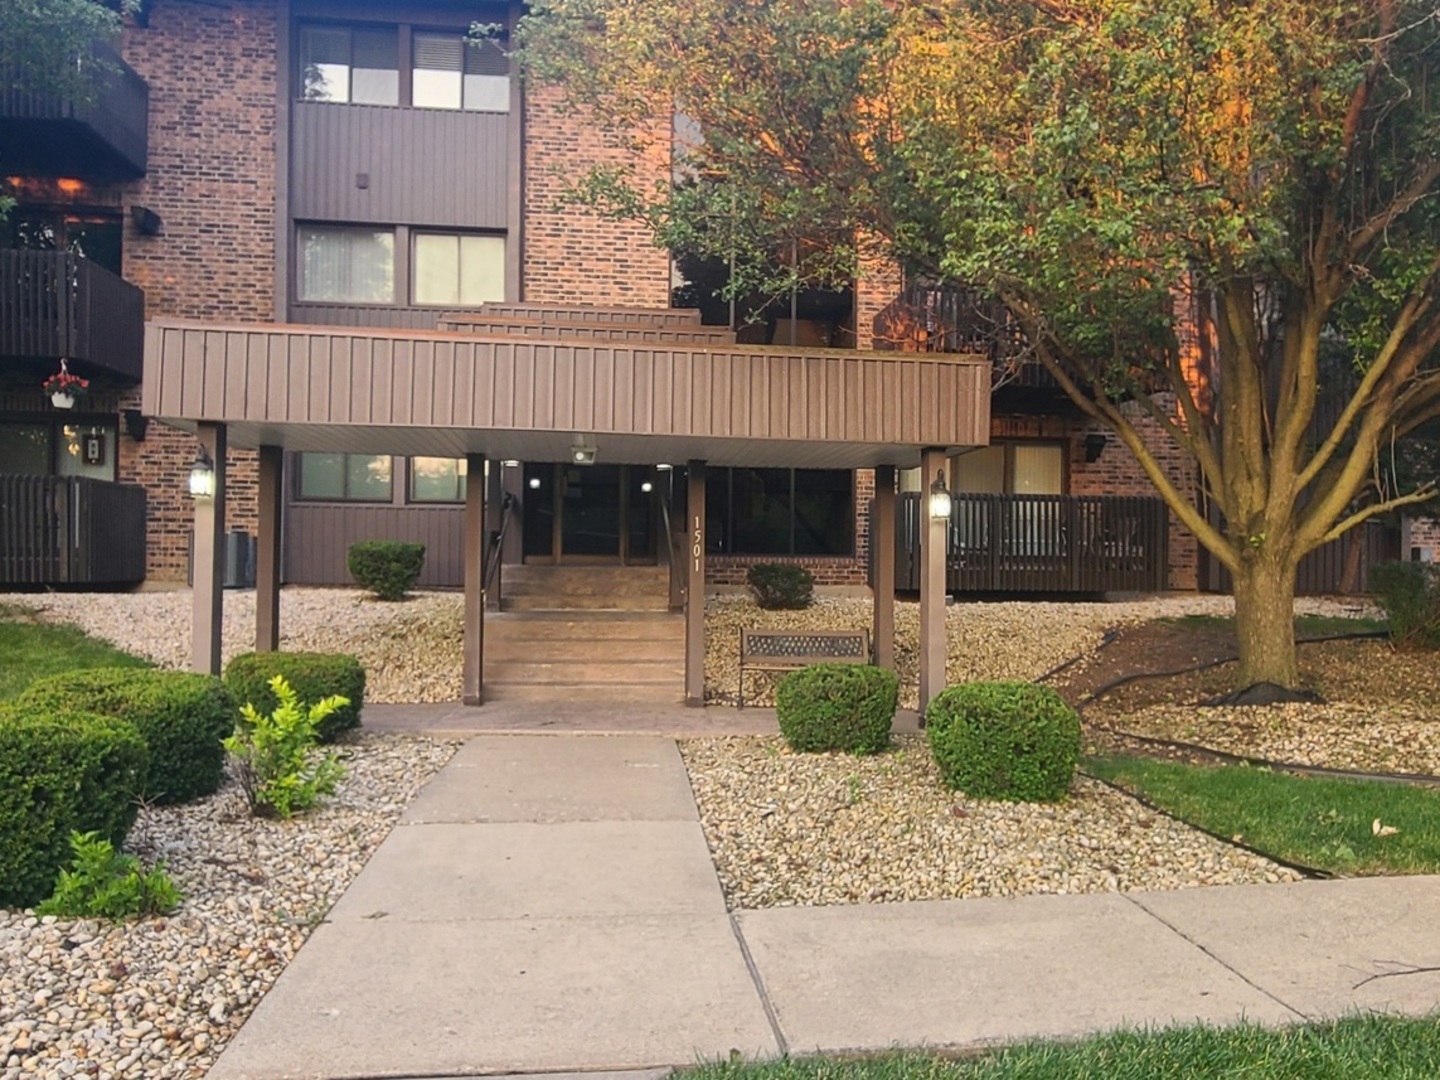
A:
[413,233,505,306]
[706,468,853,555]
[299,24,399,105]
[298,453,393,501]
[0,420,117,481]
[951,443,1064,494]
[297,225,395,304]
[7,210,123,276]
[413,32,510,112]
[410,457,466,502]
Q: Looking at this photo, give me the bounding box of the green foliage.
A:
[347,540,426,601]
[684,1016,1440,1080]
[1370,561,1440,650]
[746,563,815,610]
[1087,756,1440,876]
[0,710,148,909]
[0,617,150,703]
[224,652,365,742]
[18,668,235,804]
[775,664,897,754]
[224,676,347,819]
[926,683,1080,803]
[36,831,181,921]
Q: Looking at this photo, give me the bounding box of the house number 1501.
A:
[692,515,703,573]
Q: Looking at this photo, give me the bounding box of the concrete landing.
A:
[208,731,1440,1080]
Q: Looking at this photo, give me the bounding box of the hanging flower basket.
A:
[42,364,89,410]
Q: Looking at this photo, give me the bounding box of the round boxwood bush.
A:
[224,651,366,743]
[925,681,1081,802]
[746,563,815,610]
[348,540,426,601]
[775,663,898,754]
[18,669,236,805]
[0,709,149,909]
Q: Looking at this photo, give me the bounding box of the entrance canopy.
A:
[142,321,991,465]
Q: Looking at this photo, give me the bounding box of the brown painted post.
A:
[191,422,226,675]
[918,447,948,713]
[462,452,487,706]
[684,460,706,707]
[872,464,897,671]
[255,445,283,652]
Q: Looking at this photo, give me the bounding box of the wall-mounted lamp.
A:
[1084,432,1108,463]
[655,463,673,472]
[571,443,598,466]
[640,481,654,493]
[501,459,520,468]
[928,469,952,520]
[122,408,149,441]
[188,446,216,499]
[130,205,164,236]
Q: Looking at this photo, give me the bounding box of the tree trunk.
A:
[1232,557,1300,689]
[1338,531,1365,595]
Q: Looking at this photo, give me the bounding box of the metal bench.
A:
[737,628,872,707]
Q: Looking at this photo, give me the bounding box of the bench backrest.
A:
[740,628,870,662]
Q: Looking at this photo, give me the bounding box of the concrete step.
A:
[485,660,684,686]
[483,610,685,694]
[502,594,671,612]
[484,638,683,663]
[496,565,671,612]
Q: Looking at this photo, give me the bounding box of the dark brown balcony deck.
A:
[895,492,1169,593]
[0,251,144,381]
[0,40,149,181]
[0,475,147,586]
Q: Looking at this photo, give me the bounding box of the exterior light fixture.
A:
[571,444,598,466]
[528,476,542,490]
[655,463,673,471]
[1084,433,1108,463]
[928,468,952,520]
[501,459,520,468]
[640,481,654,493]
[188,446,216,499]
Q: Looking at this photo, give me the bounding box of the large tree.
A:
[513,0,1440,690]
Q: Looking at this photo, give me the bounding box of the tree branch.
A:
[1313,484,1438,549]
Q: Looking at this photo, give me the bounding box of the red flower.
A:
[42,371,90,394]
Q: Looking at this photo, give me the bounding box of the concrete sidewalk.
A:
[208,734,1440,1080]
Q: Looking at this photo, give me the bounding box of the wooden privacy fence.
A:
[894,493,1169,594]
[0,476,147,585]
[1199,518,1400,596]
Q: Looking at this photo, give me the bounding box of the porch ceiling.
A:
[143,321,992,468]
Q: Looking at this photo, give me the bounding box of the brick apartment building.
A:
[4,0,1322,601]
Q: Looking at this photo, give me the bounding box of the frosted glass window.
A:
[1012,444,1063,494]
[298,226,394,304]
[413,233,505,305]
[56,425,115,481]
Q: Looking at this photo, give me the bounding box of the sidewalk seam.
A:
[728,913,789,1057]
[1122,894,1310,1021]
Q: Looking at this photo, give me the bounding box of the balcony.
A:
[0,40,149,181]
[0,250,144,381]
[0,476,147,586]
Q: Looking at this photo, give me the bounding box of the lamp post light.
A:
[928,468,952,520]
[188,447,216,499]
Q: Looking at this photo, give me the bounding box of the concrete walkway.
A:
[208,734,1440,1080]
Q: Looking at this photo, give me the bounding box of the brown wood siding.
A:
[291,102,508,229]
[143,321,991,464]
[284,501,464,586]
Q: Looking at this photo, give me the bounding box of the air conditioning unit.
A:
[224,529,256,588]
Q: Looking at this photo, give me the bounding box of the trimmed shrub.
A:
[747,563,815,610]
[18,669,235,804]
[0,710,149,909]
[224,652,366,743]
[348,540,426,601]
[775,663,898,754]
[1370,561,1440,650]
[925,682,1081,802]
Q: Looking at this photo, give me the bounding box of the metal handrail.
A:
[483,492,516,598]
[658,490,686,612]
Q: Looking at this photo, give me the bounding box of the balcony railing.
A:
[0,250,144,380]
[893,285,1058,389]
[0,39,149,180]
[894,493,1169,593]
[0,476,147,586]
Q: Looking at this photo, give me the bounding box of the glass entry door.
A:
[520,463,657,564]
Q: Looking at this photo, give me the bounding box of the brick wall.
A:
[522,86,672,306]
[112,0,277,579]
[1403,516,1440,561]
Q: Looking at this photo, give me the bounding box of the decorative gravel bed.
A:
[1100,703,1440,776]
[0,732,457,1080]
[680,734,1301,911]
[0,589,1374,708]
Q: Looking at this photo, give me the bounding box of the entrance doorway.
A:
[520,463,658,564]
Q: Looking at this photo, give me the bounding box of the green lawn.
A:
[1160,613,1389,638]
[0,616,150,702]
[1086,756,1440,875]
[687,1017,1440,1080]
